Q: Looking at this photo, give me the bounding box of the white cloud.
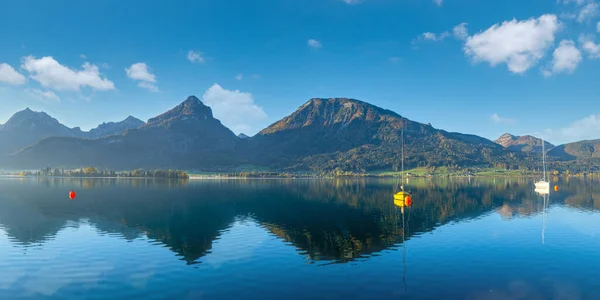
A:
[20,56,115,91]
[579,34,600,58]
[235,74,243,80]
[464,14,560,74]
[187,50,204,63]
[125,63,155,82]
[308,39,322,49]
[27,88,60,103]
[125,62,158,92]
[389,57,400,63]
[202,84,267,134]
[582,40,600,57]
[491,113,517,125]
[433,0,443,6]
[0,63,26,85]
[79,54,87,59]
[545,40,582,76]
[453,23,469,40]
[577,2,599,22]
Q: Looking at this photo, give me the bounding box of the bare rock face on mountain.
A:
[246,98,524,172]
[7,96,240,169]
[494,133,554,153]
[87,116,144,139]
[0,108,84,155]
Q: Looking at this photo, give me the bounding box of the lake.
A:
[0,177,599,300]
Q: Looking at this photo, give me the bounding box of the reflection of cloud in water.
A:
[0,230,26,289]
[0,224,115,296]
[128,270,156,290]
[467,279,582,300]
[551,207,600,237]
[201,218,269,269]
[24,261,114,296]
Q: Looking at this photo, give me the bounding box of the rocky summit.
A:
[494,133,554,153]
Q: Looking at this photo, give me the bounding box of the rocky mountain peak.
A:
[2,108,60,130]
[146,95,214,126]
[495,133,517,147]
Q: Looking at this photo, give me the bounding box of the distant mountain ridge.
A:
[0,108,144,156]
[6,96,239,169]
[1,97,599,172]
[495,133,554,153]
[548,139,600,161]
[0,108,84,155]
[87,116,144,139]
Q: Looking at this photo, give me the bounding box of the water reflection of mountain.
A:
[0,177,598,264]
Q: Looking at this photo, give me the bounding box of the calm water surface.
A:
[0,177,599,300]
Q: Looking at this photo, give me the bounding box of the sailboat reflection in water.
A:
[535,185,550,244]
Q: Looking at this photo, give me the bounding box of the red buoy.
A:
[69,191,76,200]
[405,196,412,206]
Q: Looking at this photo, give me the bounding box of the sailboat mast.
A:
[541,135,547,181]
[401,123,405,191]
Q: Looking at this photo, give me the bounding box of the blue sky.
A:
[0,0,599,145]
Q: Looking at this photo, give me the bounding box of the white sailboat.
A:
[535,135,550,191]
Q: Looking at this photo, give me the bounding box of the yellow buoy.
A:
[394,191,412,207]
[554,185,559,191]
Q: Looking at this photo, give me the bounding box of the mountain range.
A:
[1,96,599,172]
[0,108,144,156]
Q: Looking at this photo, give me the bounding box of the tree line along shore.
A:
[2,166,599,179]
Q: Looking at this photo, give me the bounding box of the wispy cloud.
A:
[235,74,243,80]
[341,0,363,4]
[308,39,322,49]
[26,88,61,103]
[453,23,469,40]
[187,50,205,63]
[544,114,600,144]
[491,113,517,125]
[577,2,598,23]
[433,0,443,7]
[413,22,467,46]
